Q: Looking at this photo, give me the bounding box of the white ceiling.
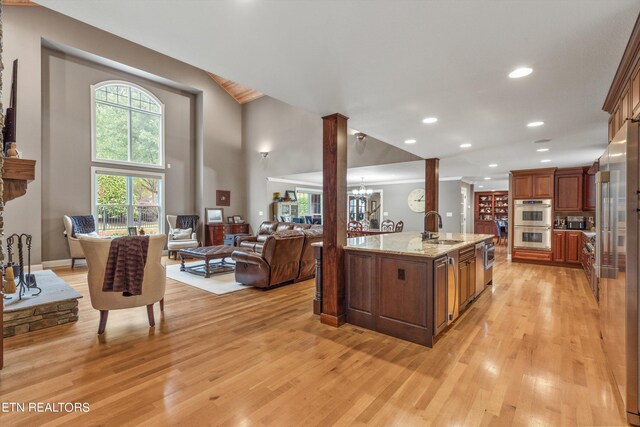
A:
[275,160,510,191]
[37,0,640,187]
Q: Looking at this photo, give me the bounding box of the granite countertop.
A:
[344,232,494,258]
[553,229,596,237]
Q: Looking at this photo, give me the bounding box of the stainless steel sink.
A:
[424,239,463,245]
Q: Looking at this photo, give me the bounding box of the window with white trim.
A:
[92,167,164,236]
[92,81,164,168]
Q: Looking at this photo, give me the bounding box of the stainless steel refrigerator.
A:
[597,121,640,425]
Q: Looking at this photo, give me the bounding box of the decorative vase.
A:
[6,142,18,158]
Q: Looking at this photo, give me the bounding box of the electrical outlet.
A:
[448,313,454,321]
[446,212,453,217]
[258,211,263,216]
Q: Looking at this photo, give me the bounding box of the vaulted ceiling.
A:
[207,73,263,105]
[33,0,640,187]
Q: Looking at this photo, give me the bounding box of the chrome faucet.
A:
[422,210,443,241]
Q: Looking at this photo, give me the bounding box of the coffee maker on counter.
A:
[566,216,586,230]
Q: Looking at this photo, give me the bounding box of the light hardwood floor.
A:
[0,248,627,426]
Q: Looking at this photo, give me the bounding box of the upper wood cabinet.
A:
[513,175,533,199]
[511,168,555,199]
[555,168,584,211]
[583,171,596,211]
[533,174,554,198]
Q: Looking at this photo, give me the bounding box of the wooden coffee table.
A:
[179,246,246,278]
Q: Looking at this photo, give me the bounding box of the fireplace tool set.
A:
[2,233,39,300]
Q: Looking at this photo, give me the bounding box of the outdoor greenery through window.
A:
[94,170,163,236]
[93,82,163,167]
[296,189,322,222]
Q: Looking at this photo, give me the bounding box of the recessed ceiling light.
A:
[422,117,438,124]
[404,139,416,144]
[460,143,472,148]
[489,163,498,168]
[527,121,544,127]
[541,159,551,163]
[536,148,549,152]
[509,67,533,78]
[533,138,551,144]
[478,185,484,188]
[484,177,491,180]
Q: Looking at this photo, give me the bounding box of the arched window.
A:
[91,81,164,168]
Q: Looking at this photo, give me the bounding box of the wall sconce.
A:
[354,132,367,142]
[259,151,269,159]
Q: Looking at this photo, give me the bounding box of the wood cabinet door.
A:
[555,174,583,211]
[533,174,553,199]
[513,175,533,199]
[468,258,476,301]
[583,173,596,211]
[566,232,582,264]
[458,260,469,308]
[378,257,428,328]
[434,257,448,335]
[346,253,375,328]
[553,232,565,262]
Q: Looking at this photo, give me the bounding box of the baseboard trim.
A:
[42,258,84,269]
[320,313,346,328]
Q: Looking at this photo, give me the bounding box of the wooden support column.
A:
[321,113,348,327]
[425,158,440,232]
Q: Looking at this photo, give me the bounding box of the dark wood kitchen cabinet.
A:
[513,175,533,199]
[345,251,434,346]
[552,230,581,264]
[565,231,582,264]
[511,168,556,199]
[555,168,584,211]
[583,171,596,211]
[433,256,449,335]
[553,231,566,262]
[458,247,476,311]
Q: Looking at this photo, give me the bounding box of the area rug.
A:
[165,261,253,295]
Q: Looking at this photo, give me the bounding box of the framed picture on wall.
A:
[205,208,224,224]
[227,217,234,224]
[127,227,138,236]
[216,190,231,206]
[233,215,244,224]
[285,190,297,201]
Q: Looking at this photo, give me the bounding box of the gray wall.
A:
[42,49,196,261]
[242,96,420,228]
[5,6,244,263]
[345,180,470,233]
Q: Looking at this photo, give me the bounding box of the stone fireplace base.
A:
[3,270,82,337]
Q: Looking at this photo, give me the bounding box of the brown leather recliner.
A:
[232,230,305,288]
[296,227,323,281]
[236,221,278,252]
[236,221,311,252]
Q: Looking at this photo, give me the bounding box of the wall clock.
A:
[408,188,425,213]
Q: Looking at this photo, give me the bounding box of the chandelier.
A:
[352,178,373,199]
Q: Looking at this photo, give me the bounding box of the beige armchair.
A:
[79,234,166,334]
[63,215,98,268]
[166,215,199,259]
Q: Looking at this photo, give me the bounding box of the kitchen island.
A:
[344,232,494,347]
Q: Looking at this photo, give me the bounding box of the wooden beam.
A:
[5,1,38,6]
[321,113,348,327]
[425,158,440,232]
[207,73,264,105]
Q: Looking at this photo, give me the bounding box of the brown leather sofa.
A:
[236,221,316,253]
[297,228,323,281]
[232,230,305,288]
[231,226,323,288]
